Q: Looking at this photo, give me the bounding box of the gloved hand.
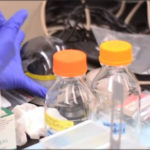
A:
[0,10,27,71]
[0,9,48,98]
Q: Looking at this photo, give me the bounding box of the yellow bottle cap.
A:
[99,40,133,66]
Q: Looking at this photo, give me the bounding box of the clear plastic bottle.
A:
[45,49,96,135]
[91,40,142,149]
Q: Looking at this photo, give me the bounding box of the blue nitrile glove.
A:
[0,10,27,71]
[0,9,48,98]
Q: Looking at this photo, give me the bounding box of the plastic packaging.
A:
[41,120,110,149]
[139,97,150,147]
[45,49,96,135]
[91,40,141,148]
[92,25,150,75]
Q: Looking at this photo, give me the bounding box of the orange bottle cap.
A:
[99,40,133,66]
[53,49,87,77]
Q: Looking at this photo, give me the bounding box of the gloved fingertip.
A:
[33,86,48,98]
[21,76,48,98]
[37,87,48,98]
[11,9,28,24]
[32,85,48,98]
[5,9,28,34]
[15,9,29,20]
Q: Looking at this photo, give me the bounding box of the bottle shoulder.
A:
[91,67,141,94]
[45,77,94,104]
[47,77,85,92]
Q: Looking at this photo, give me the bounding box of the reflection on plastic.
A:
[92,26,150,75]
[21,36,66,75]
[41,120,110,149]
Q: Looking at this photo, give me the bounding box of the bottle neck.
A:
[97,64,139,88]
[101,65,129,73]
[56,75,85,81]
[96,65,135,83]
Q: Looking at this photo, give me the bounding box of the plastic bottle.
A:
[22,36,65,89]
[45,49,96,135]
[91,40,141,149]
